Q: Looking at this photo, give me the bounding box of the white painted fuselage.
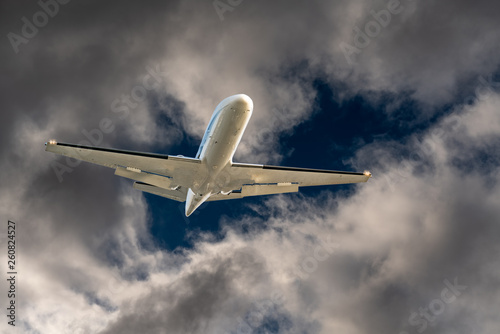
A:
[185,94,253,216]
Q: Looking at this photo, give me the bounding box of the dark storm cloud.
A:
[1,0,181,144]
[1,0,500,333]
[343,0,500,105]
[3,0,500,159]
[1,0,185,260]
[101,247,272,334]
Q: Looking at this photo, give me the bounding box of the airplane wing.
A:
[206,162,371,201]
[230,162,371,186]
[45,141,199,201]
[45,141,371,204]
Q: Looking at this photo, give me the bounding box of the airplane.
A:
[45,94,371,216]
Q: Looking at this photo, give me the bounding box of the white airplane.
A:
[46,94,371,216]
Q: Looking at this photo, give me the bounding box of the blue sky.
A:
[145,79,453,251]
[1,1,500,333]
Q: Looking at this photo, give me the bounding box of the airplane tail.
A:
[185,188,211,216]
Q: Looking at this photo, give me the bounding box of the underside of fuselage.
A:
[185,94,253,216]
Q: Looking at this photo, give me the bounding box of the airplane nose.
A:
[231,94,253,111]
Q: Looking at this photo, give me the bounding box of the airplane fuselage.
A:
[185,94,253,215]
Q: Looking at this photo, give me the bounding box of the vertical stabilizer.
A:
[185,188,211,216]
